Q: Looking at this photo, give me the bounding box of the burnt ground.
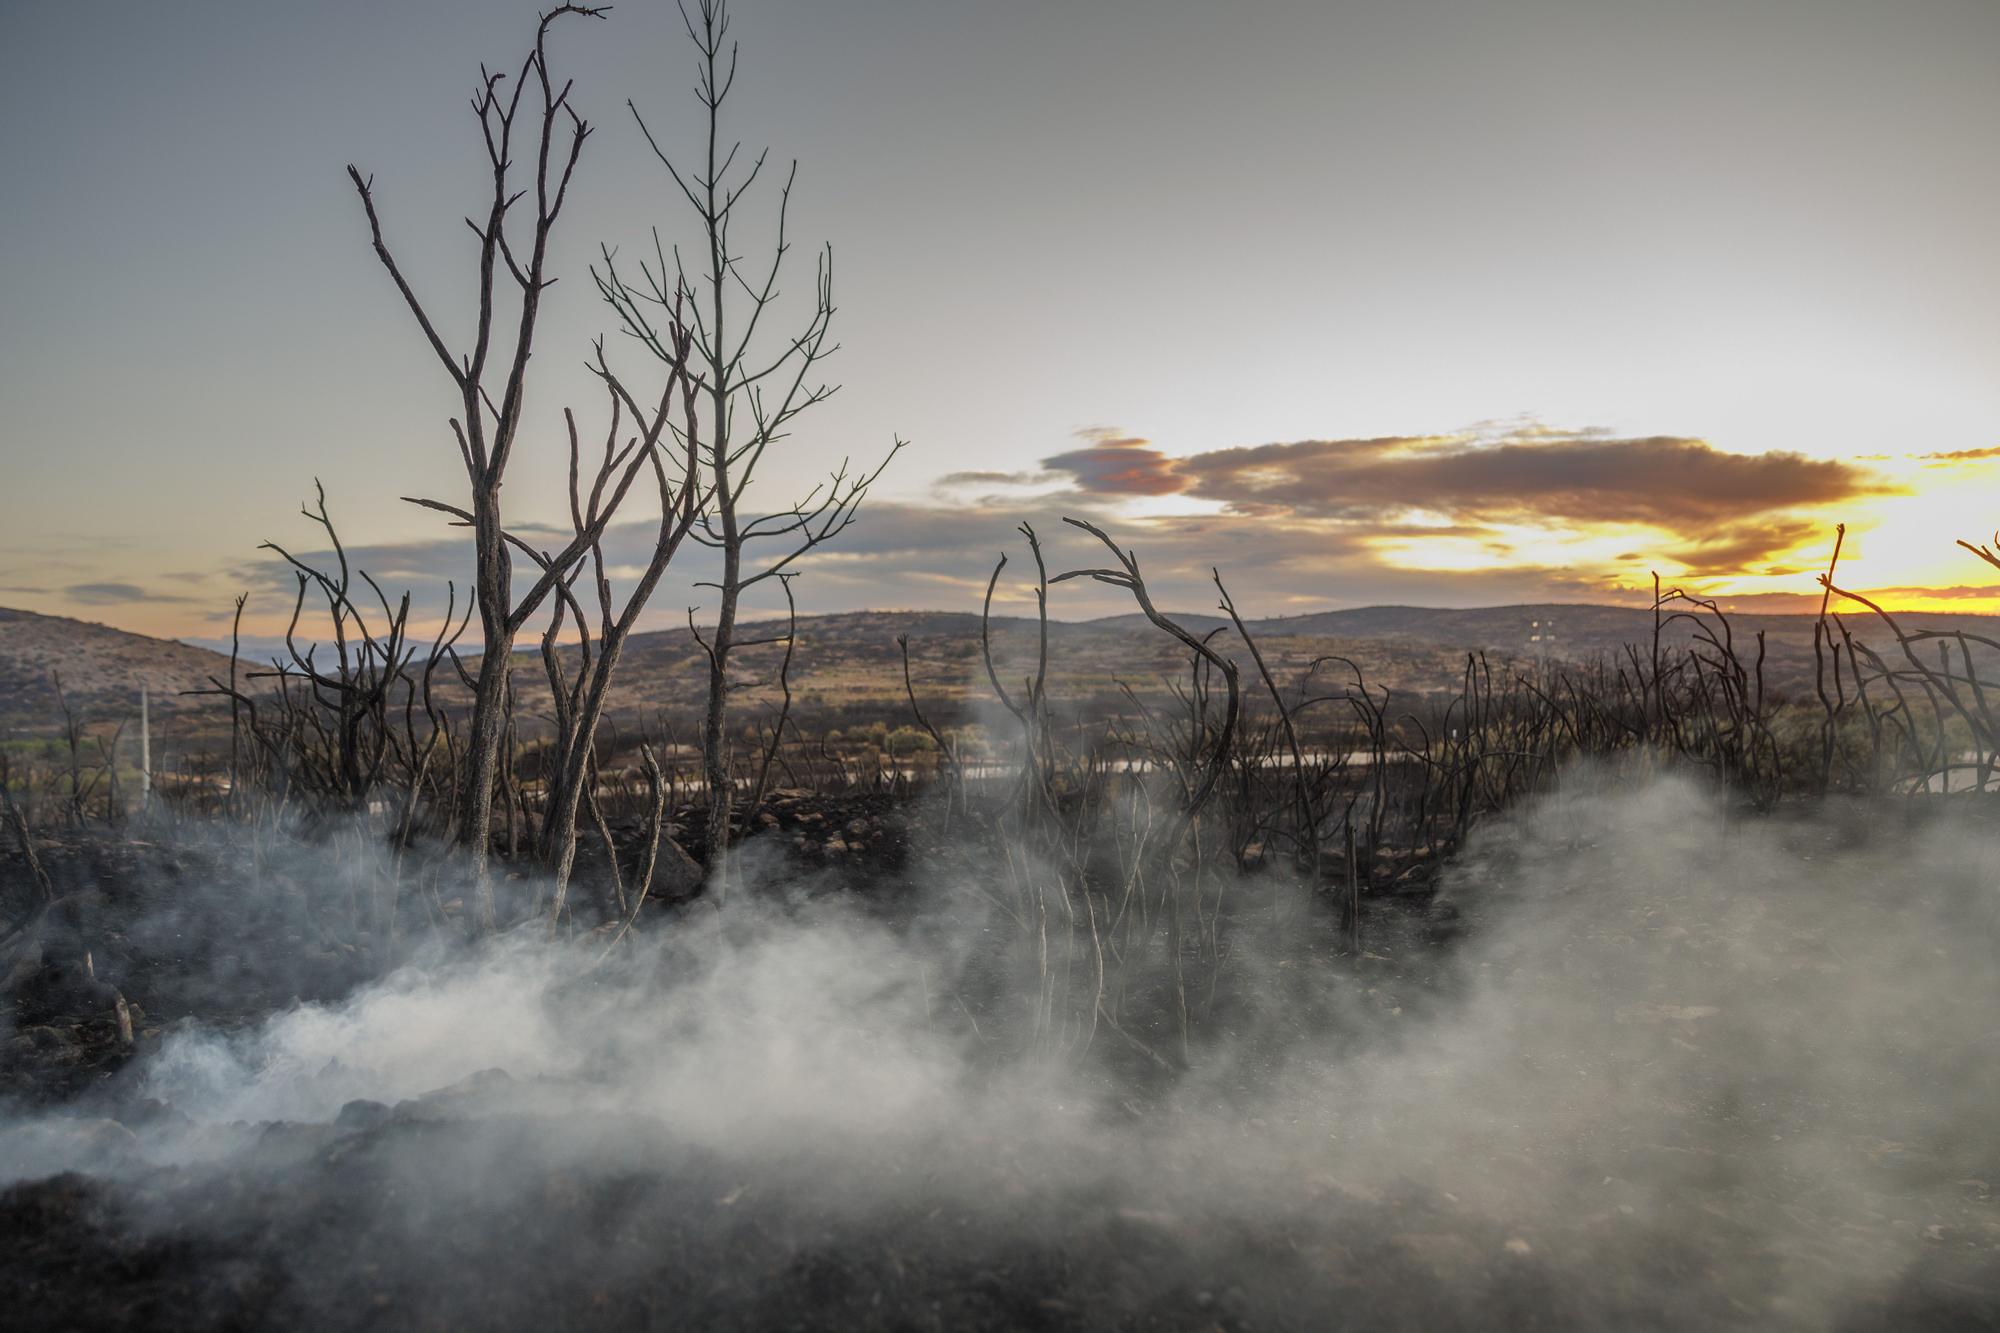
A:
[4,796,2000,1330]
[4,1086,1998,1333]
[1,830,382,1107]
[0,791,927,1106]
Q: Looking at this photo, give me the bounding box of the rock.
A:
[648,834,704,901]
[335,1099,392,1132]
[22,1025,72,1051]
[1390,863,1438,894]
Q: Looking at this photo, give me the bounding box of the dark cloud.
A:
[1918,445,2000,462]
[1036,432,1183,498]
[1042,431,1889,529]
[65,581,199,606]
[934,469,1039,488]
[1663,518,1827,576]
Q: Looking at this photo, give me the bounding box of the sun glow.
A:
[1360,522,1644,578]
[1777,454,2000,612]
[1346,450,2000,613]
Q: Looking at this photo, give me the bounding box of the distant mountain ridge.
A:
[1091,601,2000,651]
[4,600,1991,740]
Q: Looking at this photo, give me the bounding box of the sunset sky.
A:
[4,0,1998,640]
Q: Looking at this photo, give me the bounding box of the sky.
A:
[4,0,1999,641]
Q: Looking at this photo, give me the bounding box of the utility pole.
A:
[139,684,151,813]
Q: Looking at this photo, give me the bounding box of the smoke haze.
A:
[5,772,1998,1329]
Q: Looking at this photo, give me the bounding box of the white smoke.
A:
[5,770,1997,1327]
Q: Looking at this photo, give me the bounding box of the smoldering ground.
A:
[3,772,1999,1330]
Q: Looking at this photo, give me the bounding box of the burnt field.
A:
[5,772,2000,1332]
[11,501,2000,1328]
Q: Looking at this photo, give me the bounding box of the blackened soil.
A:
[0,794,927,1106]
[8,804,1996,1331]
[9,1101,1991,1333]
[2,831,382,1105]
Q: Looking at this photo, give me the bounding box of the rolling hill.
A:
[0,608,236,734]
[3,598,1990,749]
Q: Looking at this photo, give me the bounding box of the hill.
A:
[496,599,1977,739]
[487,608,1529,739]
[0,608,236,735]
[1095,600,2000,658]
[4,599,1993,748]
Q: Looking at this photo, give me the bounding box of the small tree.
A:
[255,482,417,813]
[598,0,901,893]
[531,322,705,924]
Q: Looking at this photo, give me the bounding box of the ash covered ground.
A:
[4,775,2000,1331]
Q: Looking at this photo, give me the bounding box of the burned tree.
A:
[346,6,673,927]
[597,0,901,893]
[255,483,419,814]
[528,321,705,925]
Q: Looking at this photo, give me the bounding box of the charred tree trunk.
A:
[702,538,740,891]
